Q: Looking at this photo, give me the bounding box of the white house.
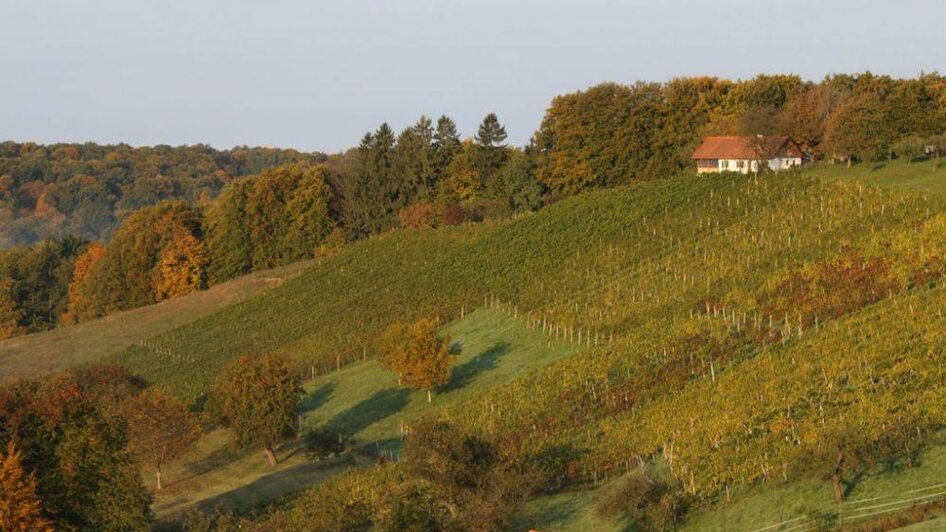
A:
[692,135,803,174]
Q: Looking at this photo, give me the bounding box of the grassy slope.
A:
[0,260,311,383]
[521,439,946,531]
[152,307,581,520]
[822,156,946,194]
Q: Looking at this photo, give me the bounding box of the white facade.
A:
[718,157,801,174]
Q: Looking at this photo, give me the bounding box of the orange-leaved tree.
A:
[212,354,302,466]
[152,230,208,302]
[63,241,106,323]
[120,388,200,490]
[381,318,454,402]
[0,443,54,532]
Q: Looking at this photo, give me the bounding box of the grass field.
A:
[0,260,311,383]
[518,438,946,531]
[152,307,582,521]
[822,156,946,194]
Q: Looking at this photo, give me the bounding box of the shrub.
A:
[397,202,439,229]
[595,471,686,531]
[442,203,468,226]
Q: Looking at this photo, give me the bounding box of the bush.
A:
[596,471,686,531]
[442,203,468,226]
[397,203,439,229]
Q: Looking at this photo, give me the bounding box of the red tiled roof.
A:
[691,136,801,160]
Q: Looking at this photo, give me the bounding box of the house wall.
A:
[718,159,757,174]
[697,157,803,174]
[767,157,802,171]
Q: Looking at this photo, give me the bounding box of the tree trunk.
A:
[831,450,845,503]
[427,389,432,403]
[156,469,162,491]
[264,445,278,467]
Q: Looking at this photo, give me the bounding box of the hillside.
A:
[151,307,580,521]
[0,260,311,382]
[9,157,946,529]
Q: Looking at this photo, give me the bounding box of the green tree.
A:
[892,135,927,163]
[281,166,334,261]
[212,354,303,466]
[392,117,435,205]
[498,150,543,212]
[432,115,462,186]
[205,180,253,283]
[474,113,509,195]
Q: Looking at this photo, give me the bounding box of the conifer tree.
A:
[474,113,509,196]
[432,115,462,184]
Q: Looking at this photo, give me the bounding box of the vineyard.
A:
[84,156,946,527]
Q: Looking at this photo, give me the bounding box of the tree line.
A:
[0,142,323,247]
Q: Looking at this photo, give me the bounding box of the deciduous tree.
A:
[380,319,453,402]
[121,388,200,490]
[212,354,302,466]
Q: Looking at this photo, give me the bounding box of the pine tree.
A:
[393,117,435,205]
[432,115,462,185]
[474,113,509,196]
[0,443,54,532]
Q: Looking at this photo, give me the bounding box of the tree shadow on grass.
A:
[439,342,509,393]
[298,382,336,414]
[182,445,243,478]
[320,388,410,440]
[154,456,359,531]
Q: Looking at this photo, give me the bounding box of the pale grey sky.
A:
[1,0,943,152]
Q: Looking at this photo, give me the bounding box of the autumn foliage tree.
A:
[0,366,152,530]
[212,354,303,466]
[120,388,200,490]
[0,443,54,532]
[380,318,454,402]
[63,241,105,323]
[152,230,208,301]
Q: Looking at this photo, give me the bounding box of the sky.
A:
[1,0,944,153]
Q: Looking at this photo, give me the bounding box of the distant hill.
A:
[0,141,324,246]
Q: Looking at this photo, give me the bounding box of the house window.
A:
[720,160,728,169]
[736,160,745,169]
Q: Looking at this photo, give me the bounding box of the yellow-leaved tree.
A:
[380,318,455,402]
[0,443,54,532]
[152,230,208,302]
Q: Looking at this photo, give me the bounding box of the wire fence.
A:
[749,481,946,531]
